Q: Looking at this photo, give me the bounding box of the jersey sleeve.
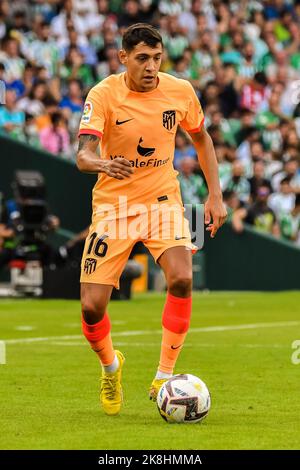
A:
[78,86,107,139]
[180,81,204,133]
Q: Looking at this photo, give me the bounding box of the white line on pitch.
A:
[0,341,6,364]
[14,326,36,331]
[3,320,300,345]
[47,341,286,348]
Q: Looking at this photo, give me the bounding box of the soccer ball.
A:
[157,374,211,424]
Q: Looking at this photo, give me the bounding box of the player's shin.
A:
[157,293,192,378]
[81,313,119,372]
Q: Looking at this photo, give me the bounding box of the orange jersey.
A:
[78,72,204,218]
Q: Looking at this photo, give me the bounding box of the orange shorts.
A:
[80,207,197,289]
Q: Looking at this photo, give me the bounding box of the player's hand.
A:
[102,157,133,180]
[204,195,227,238]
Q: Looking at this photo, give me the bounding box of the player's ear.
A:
[119,49,128,65]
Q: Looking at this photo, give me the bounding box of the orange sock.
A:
[158,293,192,374]
[81,313,115,366]
[159,327,188,374]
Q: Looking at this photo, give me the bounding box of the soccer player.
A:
[77,23,227,415]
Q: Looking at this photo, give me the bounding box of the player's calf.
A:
[149,292,192,401]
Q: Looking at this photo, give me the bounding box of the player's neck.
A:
[124,73,158,93]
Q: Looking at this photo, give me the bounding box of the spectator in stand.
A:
[16,80,47,116]
[39,110,70,156]
[97,45,124,81]
[173,129,196,170]
[24,111,41,148]
[178,156,207,205]
[238,41,257,80]
[232,184,280,237]
[13,62,35,98]
[0,60,4,82]
[8,10,30,35]
[60,26,98,68]
[0,35,24,82]
[51,0,102,43]
[0,88,25,139]
[234,108,255,146]
[0,1,8,40]
[236,126,261,167]
[190,29,220,87]
[268,176,296,217]
[118,0,148,30]
[272,157,300,192]
[248,159,273,201]
[283,127,300,152]
[240,71,270,114]
[217,63,240,118]
[59,78,84,116]
[59,46,94,90]
[201,80,219,110]
[96,27,120,63]
[24,21,60,77]
[34,95,59,133]
[224,160,251,205]
[279,193,300,244]
[223,189,241,220]
[215,142,233,191]
[163,15,189,61]
[72,0,103,41]
[250,141,266,162]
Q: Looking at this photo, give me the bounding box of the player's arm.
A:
[188,126,227,238]
[76,134,133,179]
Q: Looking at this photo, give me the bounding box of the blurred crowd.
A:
[0,0,300,244]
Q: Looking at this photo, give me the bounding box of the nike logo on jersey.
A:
[116,118,134,125]
[175,236,188,240]
[171,344,182,350]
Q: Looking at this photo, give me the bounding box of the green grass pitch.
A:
[0,292,299,450]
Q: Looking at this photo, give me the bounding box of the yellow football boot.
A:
[100,350,125,415]
[149,378,168,402]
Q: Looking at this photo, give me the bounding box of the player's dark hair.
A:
[122,23,163,52]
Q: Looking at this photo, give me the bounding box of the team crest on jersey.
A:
[81,101,93,123]
[84,258,97,274]
[163,110,176,130]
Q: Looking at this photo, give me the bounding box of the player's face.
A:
[120,42,163,92]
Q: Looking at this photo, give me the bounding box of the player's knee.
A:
[168,273,192,297]
[81,297,107,324]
